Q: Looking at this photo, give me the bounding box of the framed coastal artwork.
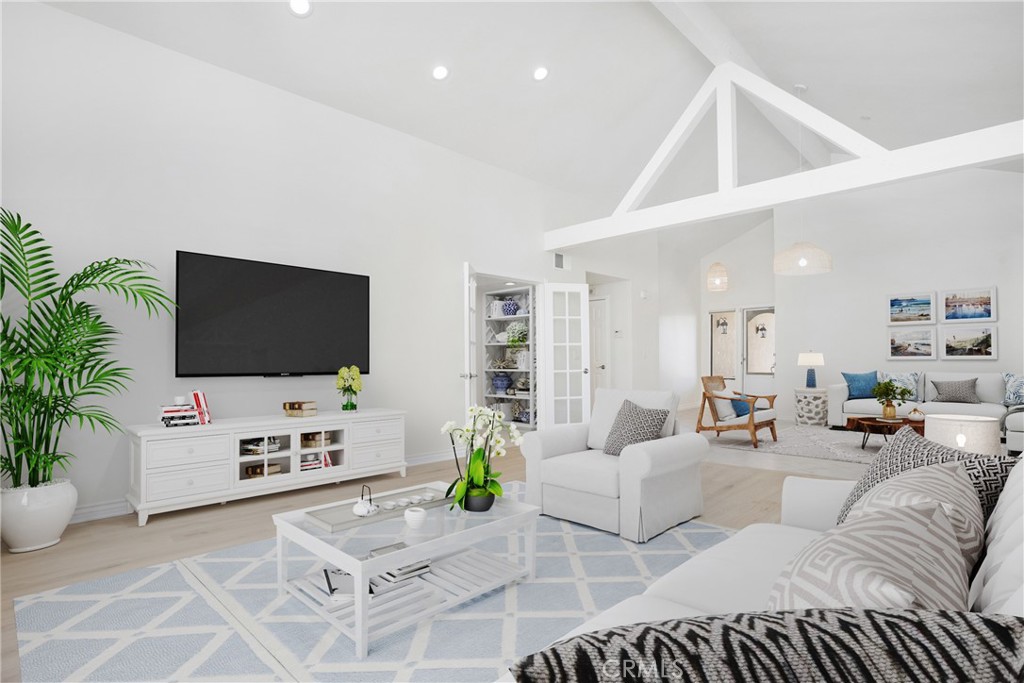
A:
[888,292,935,325]
[888,327,936,360]
[941,325,997,360]
[941,287,996,323]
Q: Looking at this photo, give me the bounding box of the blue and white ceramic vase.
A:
[491,373,513,394]
[502,298,519,316]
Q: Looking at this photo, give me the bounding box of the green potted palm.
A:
[1,209,174,552]
[872,379,914,420]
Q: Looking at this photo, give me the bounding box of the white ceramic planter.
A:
[1,478,78,553]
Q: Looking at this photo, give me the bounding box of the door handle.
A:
[583,368,589,374]
[598,364,606,370]
[458,372,478,379]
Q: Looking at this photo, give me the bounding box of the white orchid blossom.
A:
[441,404,524,509]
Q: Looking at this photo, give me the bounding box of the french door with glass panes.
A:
[537,283,591,428]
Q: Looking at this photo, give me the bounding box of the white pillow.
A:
[712,395,737,421]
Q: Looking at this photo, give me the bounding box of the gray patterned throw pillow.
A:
[931,378,981,403]
[836,427,1018,524]
[602,399,669,456]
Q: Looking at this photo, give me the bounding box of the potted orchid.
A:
[336,365,362,411]
[442,405,523,511]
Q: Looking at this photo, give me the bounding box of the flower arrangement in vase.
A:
[336,365,362,411]
[871,379,913,420]
[441,406,523,511]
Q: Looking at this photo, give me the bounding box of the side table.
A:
[794,388,828,426]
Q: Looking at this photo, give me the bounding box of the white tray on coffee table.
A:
[273,480,539,659]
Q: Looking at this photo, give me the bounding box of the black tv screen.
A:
[175,251,369,377]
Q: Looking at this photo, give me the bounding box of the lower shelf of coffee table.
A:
[286,547,527,645]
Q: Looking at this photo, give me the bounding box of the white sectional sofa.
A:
[1004,406,1024,455]
[548,460,1023,643]
[827,371,1010,427]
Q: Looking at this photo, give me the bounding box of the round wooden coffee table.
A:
[845,416,925,449]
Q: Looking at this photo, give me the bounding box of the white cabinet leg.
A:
[137,512,149,527]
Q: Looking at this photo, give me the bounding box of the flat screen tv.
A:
[176,251,369,377]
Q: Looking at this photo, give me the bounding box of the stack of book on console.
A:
[284,401,317,417]
[160,403,201,427]
[245,463,282,477]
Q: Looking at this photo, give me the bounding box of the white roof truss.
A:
[547,62,1023,251]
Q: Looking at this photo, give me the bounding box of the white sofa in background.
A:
[828,371,1010,427]
[550,460,1023,643]
[1004,406,1024,455]
[521,388,709,543]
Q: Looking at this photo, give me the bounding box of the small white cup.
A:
[422,492,436,502]
[382,501,396,511]
[410,495,423,504]
[404,507,427,529]
[397,497,410,507]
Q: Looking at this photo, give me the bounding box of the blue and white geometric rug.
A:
[16,485,733,682]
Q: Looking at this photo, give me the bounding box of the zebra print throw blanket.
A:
[511,609,1024,682]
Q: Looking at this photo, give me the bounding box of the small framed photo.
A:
[888,327,936,360]
[888,292,935,325]
[941,325,997,360]
[941,287,996,323]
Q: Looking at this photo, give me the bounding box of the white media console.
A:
[126,409,406,526]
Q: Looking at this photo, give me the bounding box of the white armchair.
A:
[521,389,710,543]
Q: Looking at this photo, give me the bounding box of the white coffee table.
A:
[273,481,539,658]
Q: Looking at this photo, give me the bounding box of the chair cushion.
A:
[587,389,678,451]
[835,427,1019,524]
[931,378,981,403]
[602,400,669,456]
[842,370,878,399]
[713,395,737,420]
[768,503,968,611]
[843,397,920,417]
[715,409,776,426]
[1005,410,1024,432]
[846,462,984,571]
[919,402,1007,419]
[541,449,620,498]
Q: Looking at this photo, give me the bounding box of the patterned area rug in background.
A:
[713,425,882,464]
[15,483,734,682]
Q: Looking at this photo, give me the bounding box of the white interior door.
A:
[538,283,591,428]
[588,297,610,405]
[462,262,479,410]
[742,306,775,397]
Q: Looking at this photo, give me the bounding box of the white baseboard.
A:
[71,499,133,524]
[406,449,451,467]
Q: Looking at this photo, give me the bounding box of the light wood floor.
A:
[1,425,858,682]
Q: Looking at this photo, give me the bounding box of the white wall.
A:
[774,170,1024,418]
[588,280,633,390]
[1,4,593,514]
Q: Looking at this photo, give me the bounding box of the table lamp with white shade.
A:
[797,352,825,388]
[924,414,1002,456]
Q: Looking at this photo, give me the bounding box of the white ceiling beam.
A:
[716,81,737,191]
[722,63,887,159]
[613,71,719,215]
[653,0,832,168]
[544,121,1022,251]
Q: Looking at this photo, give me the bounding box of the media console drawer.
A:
[351,442,404,469]
[147,464,231,502]
[147,435,231,470]
[351,419,403,444]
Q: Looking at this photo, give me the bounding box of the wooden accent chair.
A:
[696,375,778,448]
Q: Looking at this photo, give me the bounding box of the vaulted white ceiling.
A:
[51,1,1024,207]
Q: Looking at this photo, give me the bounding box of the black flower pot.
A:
[463,491,496,512]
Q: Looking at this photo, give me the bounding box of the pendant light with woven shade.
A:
[706,262,728,291]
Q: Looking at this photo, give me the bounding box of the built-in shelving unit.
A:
[481,286,536,430]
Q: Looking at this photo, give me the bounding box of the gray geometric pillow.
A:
[602,399,669,456]
[931,378,981,403]
[880,371,920,401]
[846,462,985,571]
[769,503,968,611]
[511,609,1024,683]
[836,427,1019,524]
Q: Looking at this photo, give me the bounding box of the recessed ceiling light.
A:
[288,0,312,17]
[505,282,516,286]
[432,66,449,81]
[533,67,549,81]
